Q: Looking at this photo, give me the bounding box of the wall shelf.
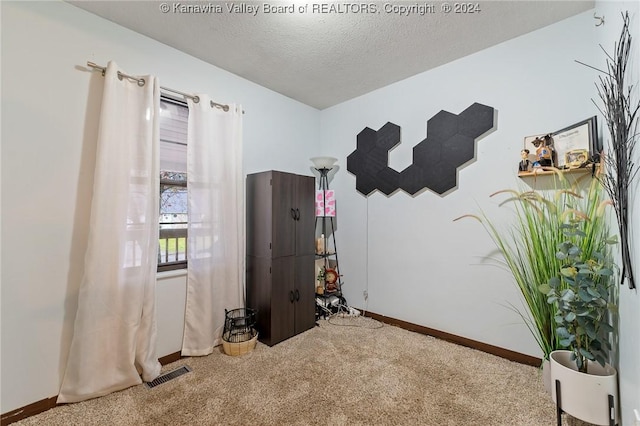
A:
[518,165,596,178]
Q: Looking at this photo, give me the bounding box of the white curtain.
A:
[58,62,161,403]
[182,95,244,356]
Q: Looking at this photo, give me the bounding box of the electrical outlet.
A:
[633,408,640,425]
[363,290,368,301]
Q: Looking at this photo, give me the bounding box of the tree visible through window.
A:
[158,96,188,271]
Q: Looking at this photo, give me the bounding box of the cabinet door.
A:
[295,175,316,256]
[246,256,273,343]
[246,172,273,258]
[270,256,295,346]
[271,172,296,258]
[294,254,316,335]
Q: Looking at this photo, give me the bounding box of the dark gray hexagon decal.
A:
[347,103,495,196]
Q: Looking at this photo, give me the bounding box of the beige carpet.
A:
[16,317,589,425]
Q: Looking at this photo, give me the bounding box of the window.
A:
[158,96,188,271]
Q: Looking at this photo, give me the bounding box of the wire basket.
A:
[223,308,257,343]
[222,308,258,356]
[222,329,258,356]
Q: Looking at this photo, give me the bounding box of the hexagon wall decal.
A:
[347,103,495,196]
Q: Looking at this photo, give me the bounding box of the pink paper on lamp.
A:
[324,190,336,216]
[315,190,336,217]
[315,191,324,216]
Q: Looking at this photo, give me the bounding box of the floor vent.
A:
[145,365,192,389]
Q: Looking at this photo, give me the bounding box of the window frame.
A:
[157,94,189,272]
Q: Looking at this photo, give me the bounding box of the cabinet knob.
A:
[295,289,300,301]
[289,290,295,303]
[290,208,296,220]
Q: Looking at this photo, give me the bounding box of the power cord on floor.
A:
[325,308,384,329]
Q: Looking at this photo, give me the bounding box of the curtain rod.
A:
[87,61,243,114]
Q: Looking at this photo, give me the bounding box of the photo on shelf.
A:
[551,116,598,169]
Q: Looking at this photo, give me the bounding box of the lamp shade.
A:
[310,156,338,169]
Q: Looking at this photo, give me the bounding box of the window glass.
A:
[158,97,188,271]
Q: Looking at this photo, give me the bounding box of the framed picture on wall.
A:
[551,116,598,169]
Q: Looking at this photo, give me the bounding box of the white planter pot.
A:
[550,350,619,426]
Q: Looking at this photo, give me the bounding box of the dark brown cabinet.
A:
[246,171,316,346]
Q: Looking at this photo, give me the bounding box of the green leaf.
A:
[568,246,581,256]
[565,312,576,322]
[579,348,595,360]
[538,283,551,295]
[561,289,575,301]
[556,327,570,338]
[587,287,600,297]
[600,322,614,333]
[559,338,573,347]
[578,289,592,302]
[585,323,597,339]
[578,267,591,275]
[561,266,578,278]
[548,277,561,289]
[605,235,618,244]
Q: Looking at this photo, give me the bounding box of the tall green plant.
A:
[455,167,611,360]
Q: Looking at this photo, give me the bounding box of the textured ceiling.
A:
[69,1,594,109]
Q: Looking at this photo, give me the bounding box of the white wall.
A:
[0,0,319,413]
[320,9,601,357]
[321,5,640,423]
[594,2,640,422]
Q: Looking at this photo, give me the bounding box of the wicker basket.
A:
[222,330,258,356]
